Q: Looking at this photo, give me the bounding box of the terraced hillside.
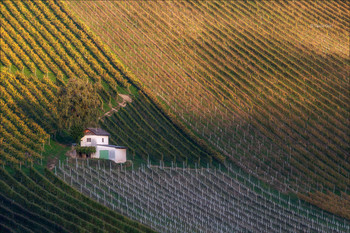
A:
[0,0,220,166]
[1,0,349,231]
[0,0,218,231]
[65,0,350,216]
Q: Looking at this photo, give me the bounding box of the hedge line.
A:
[75,146,96,156]
[0,169,82,233]
[0,205,49,233]
[0,192,65,233]
[0,222,16,233]
[0,213,33,233]
[10,168,107,233]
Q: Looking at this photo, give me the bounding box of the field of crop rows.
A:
[101,93,218,165]
[0,0,124,165]
[66,0,350,215]
[0,166,154,232]
[57,160,349,232]
[1,0,349,226]
[0,70,52,164]
[0,0,224,229]
[0,0,220,166]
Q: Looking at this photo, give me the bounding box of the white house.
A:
[80,128,127,163]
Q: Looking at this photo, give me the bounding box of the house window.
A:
[102,138,104,143]
[87,138,91,142]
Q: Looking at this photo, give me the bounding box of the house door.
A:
[99,150,109,159]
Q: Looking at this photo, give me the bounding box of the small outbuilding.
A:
[80,128,127,163]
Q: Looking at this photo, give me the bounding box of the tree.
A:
[57,78,102,143]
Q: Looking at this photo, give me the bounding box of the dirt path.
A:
[100,94,133,119]
[47,157,57,170]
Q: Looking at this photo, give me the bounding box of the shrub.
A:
[75,146,96,157]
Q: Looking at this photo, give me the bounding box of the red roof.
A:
[85,128,110,136]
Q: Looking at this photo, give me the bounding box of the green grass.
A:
[32,141,70,174]
[0,63,60,84]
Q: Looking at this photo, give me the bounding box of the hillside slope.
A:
[0,0,349,230]
[65,0,350,217]
[57,160,349,232]
[0,0,221,231]
[0,167,154,233]
[0,0,220,166]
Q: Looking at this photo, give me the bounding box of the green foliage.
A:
[57,78,102,143]
[34,142,70,173]
[69,125,84,145]
[75,146,96,156]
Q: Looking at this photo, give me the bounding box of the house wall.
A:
[114,148,127,163]
[95,146,127,164]
[81,135,109,147]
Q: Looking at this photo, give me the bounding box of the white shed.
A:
[95,145,127,163]
[80,128,127,163]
